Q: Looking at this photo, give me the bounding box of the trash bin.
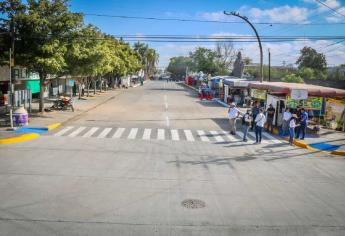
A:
[12,107,28,126]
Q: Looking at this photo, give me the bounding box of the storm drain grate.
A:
[181,199,206,209]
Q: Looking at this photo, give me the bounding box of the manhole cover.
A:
[181,199,206,209]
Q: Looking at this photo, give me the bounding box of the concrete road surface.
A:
[1,81,345,236]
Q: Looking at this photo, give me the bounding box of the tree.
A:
[296,46,327,72]
[14,0,83,111]
[214,42,236,75]
[134,42,158,80]
[282,74,304,83]
[189,47,219,75]
[166,56,192,79]
[298,67,315,80]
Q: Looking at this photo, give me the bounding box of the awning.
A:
[249,82,345,98]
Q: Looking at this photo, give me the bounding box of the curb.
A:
[282,137,345,156]
[0,133,39,145]
[214,98,230,108]
[47,123,61,131]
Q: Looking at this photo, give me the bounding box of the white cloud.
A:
[325,7,345,22]
[316,0,341,12]
[197,11,228,21]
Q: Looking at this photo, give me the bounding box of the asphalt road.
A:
[1,81,345,236]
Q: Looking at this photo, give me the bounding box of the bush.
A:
[282,74,304,83]
[299,67,315,80]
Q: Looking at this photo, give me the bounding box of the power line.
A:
[314,0,345,17]
[82,13,345,26]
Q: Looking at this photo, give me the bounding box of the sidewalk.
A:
[0,88,128,143]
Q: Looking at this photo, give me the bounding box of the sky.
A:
[69,0,345,68]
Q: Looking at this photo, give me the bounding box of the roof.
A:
[249,82,345,97]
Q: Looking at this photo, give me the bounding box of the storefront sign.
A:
[287,96,322,110]
[251,89,266,100]
[325,98,345,121]
[291,89,308,100]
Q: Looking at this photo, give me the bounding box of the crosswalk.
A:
[52,126,283,144]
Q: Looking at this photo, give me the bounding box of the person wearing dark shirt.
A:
[251,102,260,130]
[266,104,275,133]
[296,108,308,140]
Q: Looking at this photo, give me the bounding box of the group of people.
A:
[228,102,308,145]
[282,107,308,145]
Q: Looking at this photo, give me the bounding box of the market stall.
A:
[223,77,253,107]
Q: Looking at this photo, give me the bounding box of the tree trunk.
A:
[93,79,96,94]
[99,78,102,93]
[87,77,90,97]
[39,72,46,112]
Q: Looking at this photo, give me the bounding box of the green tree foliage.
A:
[134,42,158,79]
[189,47,219,75]
[296,46,327,72]
[282,74,304,83]
[166,56,192,79]
[298,67,315,80]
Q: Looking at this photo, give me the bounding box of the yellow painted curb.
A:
[0,133,40,145]
[331,150,345,156]
[47,123,61,131]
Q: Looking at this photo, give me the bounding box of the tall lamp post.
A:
[224,11,264,83]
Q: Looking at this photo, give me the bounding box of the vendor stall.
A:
[223,77,253,107]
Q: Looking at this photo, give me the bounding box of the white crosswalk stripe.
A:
[142,128,151,140]
[157,129,165,140]
[262,132,282,143]
[184,130,195,142]
[68,127,86,137]
[52,126,282,144]
[112,128,125,139]
[97,128,112,139]
[222,131,237,142]
[210,131,224,142]
[171,129,179,141]
[54,126,74,136]
[197,130,209,142]
[82,127,99,138]
[128,128,138,139]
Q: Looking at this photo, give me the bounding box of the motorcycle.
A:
[51,96,74,112]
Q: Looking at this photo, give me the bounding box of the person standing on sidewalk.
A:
[254,108,266,144]
[289,114,298,145]
[251,101,260,131]
[282,108,292,136]
[266,104,275,133]
[242,109,253,142]
[228,103,242,135]
[296,108,308,140]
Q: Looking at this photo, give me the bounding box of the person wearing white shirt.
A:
[254,108,266,144]
[282,108,292,136]
[289,114,297,145]
[228,103,241,135]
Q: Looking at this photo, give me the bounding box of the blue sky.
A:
[70,0,345,67]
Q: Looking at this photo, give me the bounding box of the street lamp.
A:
[224,11,264,83]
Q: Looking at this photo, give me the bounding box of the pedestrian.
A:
[296,108,308,140]
[242,109,252,142]
[266,104,275,133]
[289,114,298,145]
[254,108,266,144]
[81,83,85,96]
[228,103,241,135]
[282,108,292,136]
[251,101,260,130]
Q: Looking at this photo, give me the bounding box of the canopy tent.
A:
[249,82,345,98]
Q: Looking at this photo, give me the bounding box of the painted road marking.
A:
[97,128,112,138]
[262,132,281,143]
[171,129,179,141]
[68,127,86,137]
[157,129,165,140]
[237,131,244,140]
[222,131,237,142]
[197,130,210,142]
[54,126,74,136]
[142,128,151,140]
[184,130,195,142]
[210,131,225,142]
[82,127,99,138]
[128,128,138,140]
[112,128,125,139]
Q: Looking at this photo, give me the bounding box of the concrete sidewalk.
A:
[0,88,129,142]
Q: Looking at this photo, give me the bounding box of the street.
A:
[1,81,345,235]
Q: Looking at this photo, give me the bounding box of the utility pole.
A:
[224,11,264,83]
[9,13,15,129]
[268,48,271,82]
